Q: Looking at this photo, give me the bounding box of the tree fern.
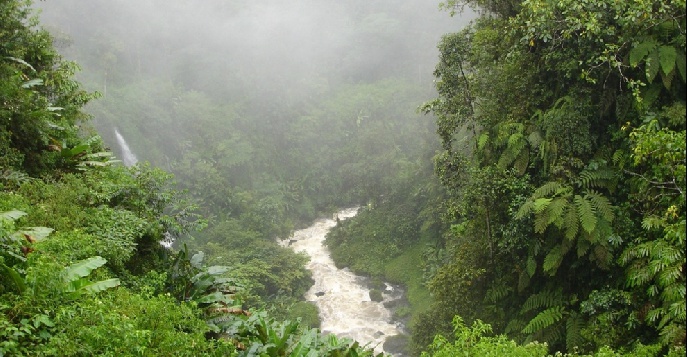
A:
[543,244,564,275]
[577,236,591,257]
[592,245,612,269]
[504,318,527,335]
[497,132,527,170]
[533,181,564,199]
[563,203,580,240]
[565,311,585,350]
[522,306,566,334]
[547,197,568,229]
[513,148,530,176]
[621,219,686,345]
[574,195,597,234]
[521,289,564,313]
[587,190,614,222]
[577,167,617,190]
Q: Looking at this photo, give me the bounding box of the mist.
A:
[31,1,475,354]
[33,0,476,229]
[38,1,472,99]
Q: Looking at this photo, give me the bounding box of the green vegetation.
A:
[3,0,684,355]
[0,1,381,355]
[416,0,685,355]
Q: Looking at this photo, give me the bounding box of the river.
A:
[281,207,405,356]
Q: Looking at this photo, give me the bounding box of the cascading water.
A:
[281,208,405,356]
[114,128,138,167]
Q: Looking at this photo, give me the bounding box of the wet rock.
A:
[315,291,326,297]
[374,331,385,338]
[369,289,383,302]
[383,300,399,309]
[384,334,410,356]
[288,239,297,246]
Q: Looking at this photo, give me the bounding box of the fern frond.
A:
[575,195,597,233]
[543,245,564,275]
[528,130,543,148]
[526,256,537,277]
[534,210,551,234]
[587,191,615,222]
[516,200,535,220]
[577,237,591,257]
[534,198,553,214]
[565,312,585,350]
[543,323,566,347]
[593,245,612,269]
[522,306,566,334]
[577,167,617,189]
[533,181,563,199]
[513,148,529,176]
[642,216,665,231]
[521,289,563,313]
[560,236,574,256]
[534,197,571,233]
[547,197,568,229]
[498,133,527,169]
[661,283,686,304]
[477,133,490,150]
[485,283,512,303]
[563,203,579,240]
[658,263,683,287]
[505,318,526,335]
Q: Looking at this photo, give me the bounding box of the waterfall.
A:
[114,128,138,167]
[281,208,406,355]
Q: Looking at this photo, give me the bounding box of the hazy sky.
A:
[35,0,474,92]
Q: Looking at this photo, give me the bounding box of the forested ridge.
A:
[1,0,685,356]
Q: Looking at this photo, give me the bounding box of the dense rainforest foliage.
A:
[32,0,461,329]
[2,0,685,356]
[413,0,685,355]
[0,0,390,355]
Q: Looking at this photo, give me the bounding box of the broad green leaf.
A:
[5,56,36,71]
[206,265,230,275]
[66,144,89,157]
[526,256,537,277]
[79,278,120,294]
[195,291,225,304]
[0,262,26,293]
[190,251,205,268]
[676,51,686,82]
[646,49,660,83]
[661,68,674,89]
[21,78,43,88]
[658,45,677,76]
[62,256,107,283]
[16,227,54,242]
[0,210,27,221]
[629,40,656,67]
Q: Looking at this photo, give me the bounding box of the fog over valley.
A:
[3,0,684,355]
